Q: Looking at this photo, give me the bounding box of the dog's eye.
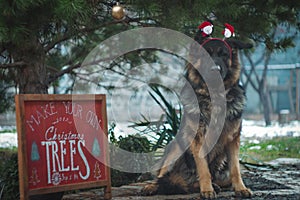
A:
[206,48,213,55]
[222,52,229,57]
[218,49,229,57]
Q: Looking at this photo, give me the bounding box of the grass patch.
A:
[0,128,16,134]
[240,136,300,164]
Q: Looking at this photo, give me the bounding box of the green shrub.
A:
[0,149,64,200]
[109,125,152,186]
[0,148,19,200]
[111,135,152,186]
[131,84,182,151]
[108,84,182,186]
[118,134,151,153]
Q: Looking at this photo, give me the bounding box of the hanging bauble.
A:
[112,2,125,20]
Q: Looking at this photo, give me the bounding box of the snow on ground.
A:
[0,133,17,148]
[241,120,300,139]
[0,120,300,148]
[0,126,17,148]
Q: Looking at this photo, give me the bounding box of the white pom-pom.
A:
[223,28,232,38]
[203,25,213,35]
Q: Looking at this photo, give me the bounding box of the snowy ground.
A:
[241,120,300,138]
[1,120,300,148]
[0,126,17,148]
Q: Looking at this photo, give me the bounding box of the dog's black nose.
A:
[211,65,221,71]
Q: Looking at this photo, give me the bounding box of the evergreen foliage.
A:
[0,0,299,112]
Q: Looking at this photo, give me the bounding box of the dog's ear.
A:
[226,39,253,49]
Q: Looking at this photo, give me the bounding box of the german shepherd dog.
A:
[142,23,253,198]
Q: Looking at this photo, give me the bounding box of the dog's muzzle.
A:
[210,63,227,79]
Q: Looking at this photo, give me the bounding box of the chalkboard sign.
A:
[15,94,111,200]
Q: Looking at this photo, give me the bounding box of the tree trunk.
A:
[260,91,271,126]
[258,78,271,126]
[18,63,48,94]
[15,41,48,94]
[13,40,62,199]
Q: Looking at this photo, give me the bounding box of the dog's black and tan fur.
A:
[141,29,253,198]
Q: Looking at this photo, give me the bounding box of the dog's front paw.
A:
[235,187,252,198]
[200,190,217,199]
[140,183,158,196]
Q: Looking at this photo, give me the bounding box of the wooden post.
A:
[15,95,29,200]
[289,70,295,113]
[296,67,300,119]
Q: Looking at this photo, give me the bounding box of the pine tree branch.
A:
[44,17,154,53]
[47,62,82,84]
[0,61,26,69]
[47,52,125,84]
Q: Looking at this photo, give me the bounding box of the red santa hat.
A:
[222,23,235,38]
[198,21,213,37]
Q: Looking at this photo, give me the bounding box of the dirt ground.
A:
[63,159,300,200]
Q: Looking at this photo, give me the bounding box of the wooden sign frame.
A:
[15,94,111,200]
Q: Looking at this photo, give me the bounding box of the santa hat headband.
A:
[198,21,235,39]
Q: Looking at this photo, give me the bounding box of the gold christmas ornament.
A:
[112,2,125,20]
